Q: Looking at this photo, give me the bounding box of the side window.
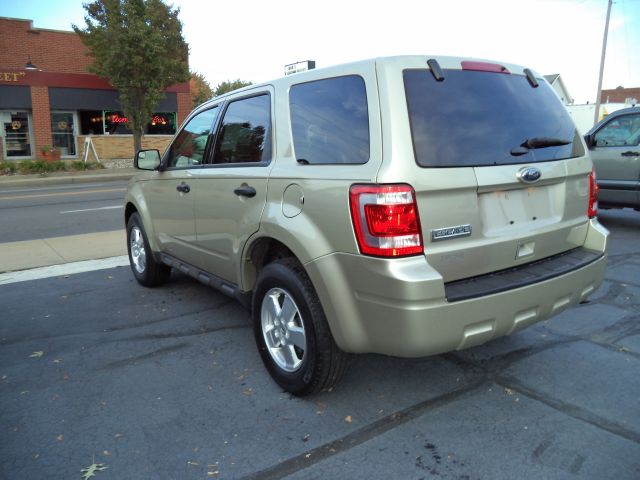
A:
[594,113,640,147]
[289,75,369,165]
[166,106,219,168]
[212,95,271,164]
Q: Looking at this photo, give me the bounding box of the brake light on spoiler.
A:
[461,61,510,74]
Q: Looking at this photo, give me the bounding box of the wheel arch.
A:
[124,193,160,253]
[242,235,297,293]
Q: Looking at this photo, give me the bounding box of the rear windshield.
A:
[404,69,584,167]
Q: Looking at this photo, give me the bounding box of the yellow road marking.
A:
[0,187,125,201]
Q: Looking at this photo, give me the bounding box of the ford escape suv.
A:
[125,56,609,396]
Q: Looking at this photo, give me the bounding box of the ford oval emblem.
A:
[517,167,542,184]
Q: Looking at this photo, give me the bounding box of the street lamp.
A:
[25,57,38,70]
[593,0,613,126]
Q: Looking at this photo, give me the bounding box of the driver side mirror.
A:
[583,133,595,149]
[135,149,162,171]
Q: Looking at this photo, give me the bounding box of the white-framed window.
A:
[1,110,35,159]
[51,111,78,157]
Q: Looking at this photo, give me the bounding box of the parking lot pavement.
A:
[1,209,639,479]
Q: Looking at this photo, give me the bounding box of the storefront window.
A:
[147,112,176,135]
[79,110,105,135]
[1,111,33,158]
[104,111,132,135]
[78,111,177,136]
[104,111,176,135]
[51,112,77,156]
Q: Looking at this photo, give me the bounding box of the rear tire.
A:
[126,212,170,287]
[252,258,350,396]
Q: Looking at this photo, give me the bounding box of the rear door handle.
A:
[234,185,256,198]
[176,182,191,193]
[621,151,640,157]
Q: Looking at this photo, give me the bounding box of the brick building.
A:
[0,17,190,162]
[600,86,640,105]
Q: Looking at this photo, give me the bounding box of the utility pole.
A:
[593,0,613,126]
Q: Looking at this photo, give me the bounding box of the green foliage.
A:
[73,0,189,153]
[0,160,105,175]
[190,71,213,108]
[18,160,66,174]
[0,162,18,175]
[214,79,253,97]
[71,161,105,171]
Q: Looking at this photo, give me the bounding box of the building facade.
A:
[0,17,190,162]
[600,86,640,105]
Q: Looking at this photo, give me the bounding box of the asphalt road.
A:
[0,181,128,242]
[0,209,639,479]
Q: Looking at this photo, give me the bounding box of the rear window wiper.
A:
[511,137,572,156]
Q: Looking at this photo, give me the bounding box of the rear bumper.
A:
[305,219,608,357]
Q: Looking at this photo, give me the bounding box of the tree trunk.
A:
[133,128,143,156]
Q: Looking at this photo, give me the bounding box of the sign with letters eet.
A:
[0,72,26,82]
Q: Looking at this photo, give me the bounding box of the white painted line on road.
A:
[0,256,130,285]
[0,187,125,201]
[2,182,122,194]
[60,205,123,214]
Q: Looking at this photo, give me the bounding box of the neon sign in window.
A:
[104,111,176,135]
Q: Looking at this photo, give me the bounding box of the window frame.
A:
[204,92,274,169]
[162,104,221,170]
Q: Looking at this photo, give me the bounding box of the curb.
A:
[0,169,137,188]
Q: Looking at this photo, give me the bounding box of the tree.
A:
[190,71,213,108]
[214,79,253,97]
[73,0,189,154]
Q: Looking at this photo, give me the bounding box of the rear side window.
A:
[212,94,271,164]
[404,69,584,167]
[290,75,369,164]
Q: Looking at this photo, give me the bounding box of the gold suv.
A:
[125,56,609,395]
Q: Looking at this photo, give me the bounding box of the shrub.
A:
[2,159,105,175]
[17,160,34,174]
[0,162,18,175]
[18,160,66,174]
[71,161,105,171]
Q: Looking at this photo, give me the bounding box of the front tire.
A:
[252,258,350,396]
[126,212,170,287]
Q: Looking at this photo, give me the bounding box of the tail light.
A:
[349,184,423,257]
[588,168,599,218]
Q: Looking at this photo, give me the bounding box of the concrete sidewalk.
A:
[0,230,127,273]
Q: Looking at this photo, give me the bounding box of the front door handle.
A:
[234,185,256,198]
[621,151,640,157]
[176,182,191,194]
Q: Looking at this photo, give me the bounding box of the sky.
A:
[1,0,639,104]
